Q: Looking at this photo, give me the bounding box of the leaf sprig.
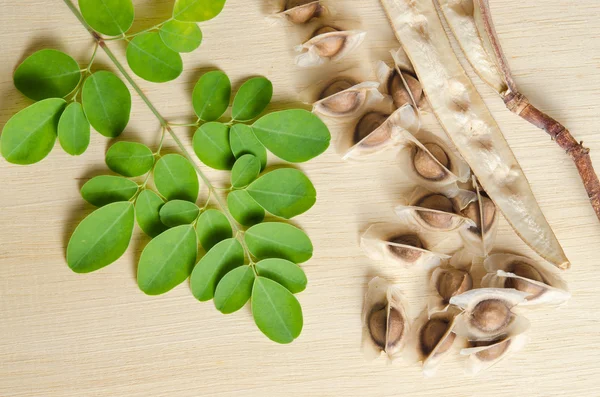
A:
[1,0,330,344]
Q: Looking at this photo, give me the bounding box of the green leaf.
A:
[256,258,307,293]
[229,124,267,170]
[173,0,226,22]
[192,71,231,121]
[192,122,234,170]
[195,209,232,251]
[58,102,90,156]
[137,225,197,295]
[81,175,138,207]
[214,265,255,314]
[231,154,260,188]
[154,154,199,202]
[79,0,134,36]
[0,98,65,165]
[126,32,183,83]
[231,77,273,121]
[159,20,202,53]
[159,200,200,227]
[246,168,316,219]
[190,238,244,301]
[245,222,313,263]
[252,277,303,344]
[135,189,167,237]
[105,141,154,177]
[252,109,330,162]
[82,71,131,138]
[227,189,265,227]
[67,201,135,273]
[13,49,81,101]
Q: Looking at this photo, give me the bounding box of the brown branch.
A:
[477,0,600,222]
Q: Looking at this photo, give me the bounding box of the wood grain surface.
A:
[1,1,600,396]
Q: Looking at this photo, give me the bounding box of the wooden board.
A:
[1,1,599,395]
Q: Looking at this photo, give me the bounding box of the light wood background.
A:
[1,1,600,396]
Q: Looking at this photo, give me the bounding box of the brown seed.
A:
[319,79,357,99]
[436,269,472,302]
[353,112,390,145]
[387,307,405,348]
[368,304,387,349]
[388,234,424,262]
[463,195,496,234]
[388,71,423,108]
[415,194,455,229]
[470,299,511,334]
[312,26,345,58]
[284,0,322,24]
[413,143,450,181]
[504,261,546,300]
[472,338,511,362]
[420,318,455,356]
[320,91,365,115]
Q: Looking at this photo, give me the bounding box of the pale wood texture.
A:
[1,1,600,396]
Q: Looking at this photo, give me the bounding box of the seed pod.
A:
[460,332,528,375]
[405,309,463,377]
[343,104,420,160]
[295,27,366,67]
[312,80,384,119]
[428,250,474,315]
[360,223,450,269]
[450,288,530,341]
[362,277,410,360]
[459,184,499,256]
[395,188,476,232]
[482,253,570,306]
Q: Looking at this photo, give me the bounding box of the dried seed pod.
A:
[428,250,474,315]
[450,288,530,341]
[295,27,366,67]
[362,277,410,360]
[405,309,463,377]
[459,185,499,256]
[395,188,476,232]
[312,80,384,119]
[482,253,570,306]
[360,223,450,269]
[460,332,528,375]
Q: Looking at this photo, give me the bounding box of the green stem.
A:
[62,0,242,237]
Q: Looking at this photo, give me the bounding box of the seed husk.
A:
[436,268,472,302]
[388,234,424,262]
[470,299,511,333]
[368,304,388,348]
[415,194,455,228]
[284,0,322,24]
[472,338,511,362]
[353,112,390,145]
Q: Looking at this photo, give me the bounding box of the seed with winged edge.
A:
[318,79,365,116]
[472,338,511,362]
[415,194,455,228]
[388,234,424,262]
[387,307,405,347]
[420,317,455,356]
[413,143,450,181]
[319,79,357,99]
[312,26,345,57]
[368,304,387,348]
[388,71,423,108]
[470,299,511,334]
[504,261,546,300]
[463,195,496,234]
[284,0,322,24]
[436,268,472,302]
[354,112,390,145]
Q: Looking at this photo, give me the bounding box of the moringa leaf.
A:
[246,168,316,219]
[231,77,273,121]
[255,258,307,293]
[0,98,65,165]
[227,190,265,226]
[153,154,199,202]
[245,222,313,263]
[214,265,255,314]
[126,32,183,83]
[159,20,202,53]
[81,175,138,207]
[82,71,131,138]
[252,109,330,162]
[173,0,226,22]
[137,224,197,295]
[251,277,303,344]
[135,189,167,237]
[159,199,200,227]
[105,141,154,177]
[58,102,90,156]
[229,124,267,170]
[192,71,230,121]
[192,122,234,170]
[190,238,244,301]
[230,154,260,188]
[13,49,81,101]
[79,0,134,36]
[67,201,135,273]
[196,209,232,251]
